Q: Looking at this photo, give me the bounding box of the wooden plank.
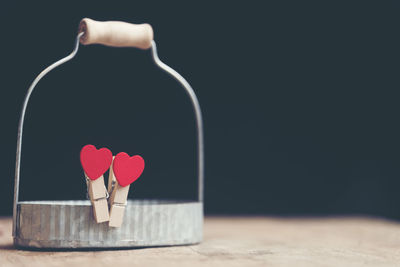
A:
[108,205,126,228]
[108,184,130,228]
[108,156,130,228]
[109,184,130,205]
[1,216,400,266]
[88,176,107,200]
[87,175,109,223]
[91,199,109,224]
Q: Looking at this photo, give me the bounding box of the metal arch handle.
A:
[150,40,204,202]
[12,33,204,236]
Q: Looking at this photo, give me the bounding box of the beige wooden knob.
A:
[79,18,153,49]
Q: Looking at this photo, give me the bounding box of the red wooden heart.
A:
[80,144,113,180]
[113,152,145,187]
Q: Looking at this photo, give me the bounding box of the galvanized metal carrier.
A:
[13,19,204,249]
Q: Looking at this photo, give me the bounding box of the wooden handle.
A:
[79,18,153,49]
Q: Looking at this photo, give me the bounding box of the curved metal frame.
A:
[12,34,204,236]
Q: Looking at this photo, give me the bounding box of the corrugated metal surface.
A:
[15,200,203,248]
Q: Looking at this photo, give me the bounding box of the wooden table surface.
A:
[1,216,400,267]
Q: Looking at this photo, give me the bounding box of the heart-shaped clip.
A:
[80,144,112,223]
[108,152,145,227]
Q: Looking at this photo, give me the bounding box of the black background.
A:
[1,1,400,218]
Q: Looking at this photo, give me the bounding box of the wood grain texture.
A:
[1,216,400,266]
[88,176,107,200]
[79,18,153,49]
[108,157,129,228]
[108,184,129,227]
[88,176,109,223]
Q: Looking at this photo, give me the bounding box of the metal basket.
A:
[12,23,204,249]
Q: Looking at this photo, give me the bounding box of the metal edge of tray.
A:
[14,199,203,249]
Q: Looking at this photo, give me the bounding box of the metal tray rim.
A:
[15,200,203,249]
[17,199,200,206]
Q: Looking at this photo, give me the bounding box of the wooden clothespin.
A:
[107,156,116,194]
[80,144,113,223]
[108,152,145,228]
